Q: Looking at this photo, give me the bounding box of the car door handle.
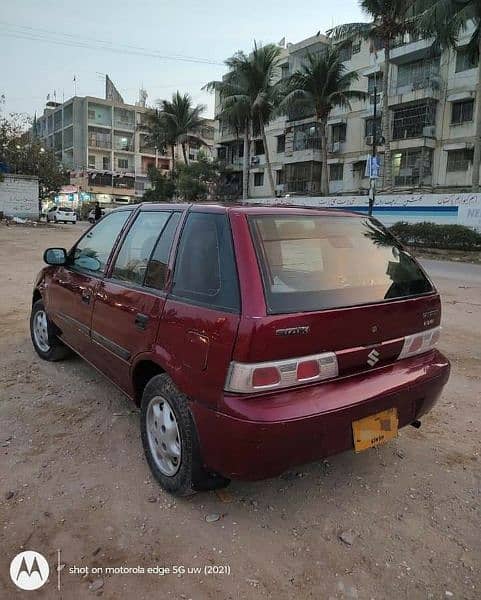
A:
[135,313,149,330]
[81,290,91,304]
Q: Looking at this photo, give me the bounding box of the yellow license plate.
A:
[352,408,398,452]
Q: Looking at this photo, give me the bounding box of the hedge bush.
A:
[389,221,481,251]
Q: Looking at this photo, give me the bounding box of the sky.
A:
[0,0,366,120]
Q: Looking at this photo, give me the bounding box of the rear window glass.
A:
[249,215,433,314]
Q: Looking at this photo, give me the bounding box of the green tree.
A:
[176,152,224,201]
[0,114,68,208]
[328,0,418,190]
[142,164,176,202]
[280,47,367,195]
[205,42,283,199]
[416,0,481,191]
[146,92,206,169]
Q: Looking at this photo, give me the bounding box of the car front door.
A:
[89,209,182,393]
[47,210,132,357]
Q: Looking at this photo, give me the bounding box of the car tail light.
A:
[398,326,441,360]
[225,352,338,393]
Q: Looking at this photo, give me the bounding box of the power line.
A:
[0,22,225,67]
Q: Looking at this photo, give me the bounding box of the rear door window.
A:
[249,215,433,314]
[171,212,240,312]
[144,212,182,290]
[111,211,171,285]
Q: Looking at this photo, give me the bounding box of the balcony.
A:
[390,35,436,64]
[88,134,111,150]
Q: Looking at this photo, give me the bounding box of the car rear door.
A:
[47,210,132,357]
[89,209,182,393]
[158,210,241,408]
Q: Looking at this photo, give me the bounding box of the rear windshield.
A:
[249,215,434,314]
[59,207,73,212]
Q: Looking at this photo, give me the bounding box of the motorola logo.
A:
[10,550,49,591]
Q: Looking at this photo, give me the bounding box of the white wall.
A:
[0,175,39,218]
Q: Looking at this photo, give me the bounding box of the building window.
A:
[338,42,352,62]
[447,149,474,172]
[103,156,110,170]
[238,141,244,158]
[365,117,382,138]
[285,161,322,193]
[455,48,478,73]
[118,158,129,169]
[451,99,474,124]
[392,148,433,187]
[88,109,95,120]
[293,123,321,151]
[392,101,436,140]
[352,40,361,54]
[276,169,284,185]
[331,123,346,143]
[88,155,96,169]
[329,163,344,181]
[396,58,440,92]
[277,135,285,153]
[254,140,264,155]
[254,172,264,187]
[281,64,290,79]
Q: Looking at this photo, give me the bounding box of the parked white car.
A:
[47,206,77,224]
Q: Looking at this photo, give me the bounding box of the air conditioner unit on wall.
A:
[331,142,341,153]
[365,135,374,146]
[251,156,260,165]
[423,126,436,138]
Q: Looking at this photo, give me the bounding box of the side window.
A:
[72,211,130,274]
[172,213,240,312]
[144,213,182,290]
[111,211,171,285]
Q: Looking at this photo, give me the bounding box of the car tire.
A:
[30,299,72,361]
[140,373,229,496]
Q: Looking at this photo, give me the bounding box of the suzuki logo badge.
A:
[367,349,380,367]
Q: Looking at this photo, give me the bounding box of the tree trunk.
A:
[181,142,188,165]
[472,36,481,192]
[319,118,329,196]
[242,120,250,201]
[259,114,275,197]
[381,43,392,190]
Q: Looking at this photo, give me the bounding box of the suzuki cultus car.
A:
[31,204,450,495]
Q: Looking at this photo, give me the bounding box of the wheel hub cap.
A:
[146,396,181,476]
[33,310,50,353]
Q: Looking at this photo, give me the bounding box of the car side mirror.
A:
[44,248,67,265]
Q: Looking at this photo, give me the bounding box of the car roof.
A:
[137,202,360,218]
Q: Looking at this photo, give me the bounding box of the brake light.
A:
[252,366,280,388]
[225,352,338,393]
[398,326,441,360]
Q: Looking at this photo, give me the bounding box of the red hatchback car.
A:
[31,203,450,495]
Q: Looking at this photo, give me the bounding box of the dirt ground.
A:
[0,222,480,600]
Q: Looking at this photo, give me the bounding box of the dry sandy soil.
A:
[0,222,480,600]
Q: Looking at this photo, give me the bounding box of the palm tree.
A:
[205,42,283,199]
[146,92,206,170]
[280,47,367,195]
[328,0,418,190]
[416,0,481,191]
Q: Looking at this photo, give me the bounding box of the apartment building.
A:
[36,79,214,205]
[214,26,480,198]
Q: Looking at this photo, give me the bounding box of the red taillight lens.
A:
[297,359,320,381]
[398,326,441,360]
[252,366,280,388]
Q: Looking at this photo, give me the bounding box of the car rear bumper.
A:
[190,350,450,480]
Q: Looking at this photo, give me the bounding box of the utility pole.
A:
[368,73,378,217]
